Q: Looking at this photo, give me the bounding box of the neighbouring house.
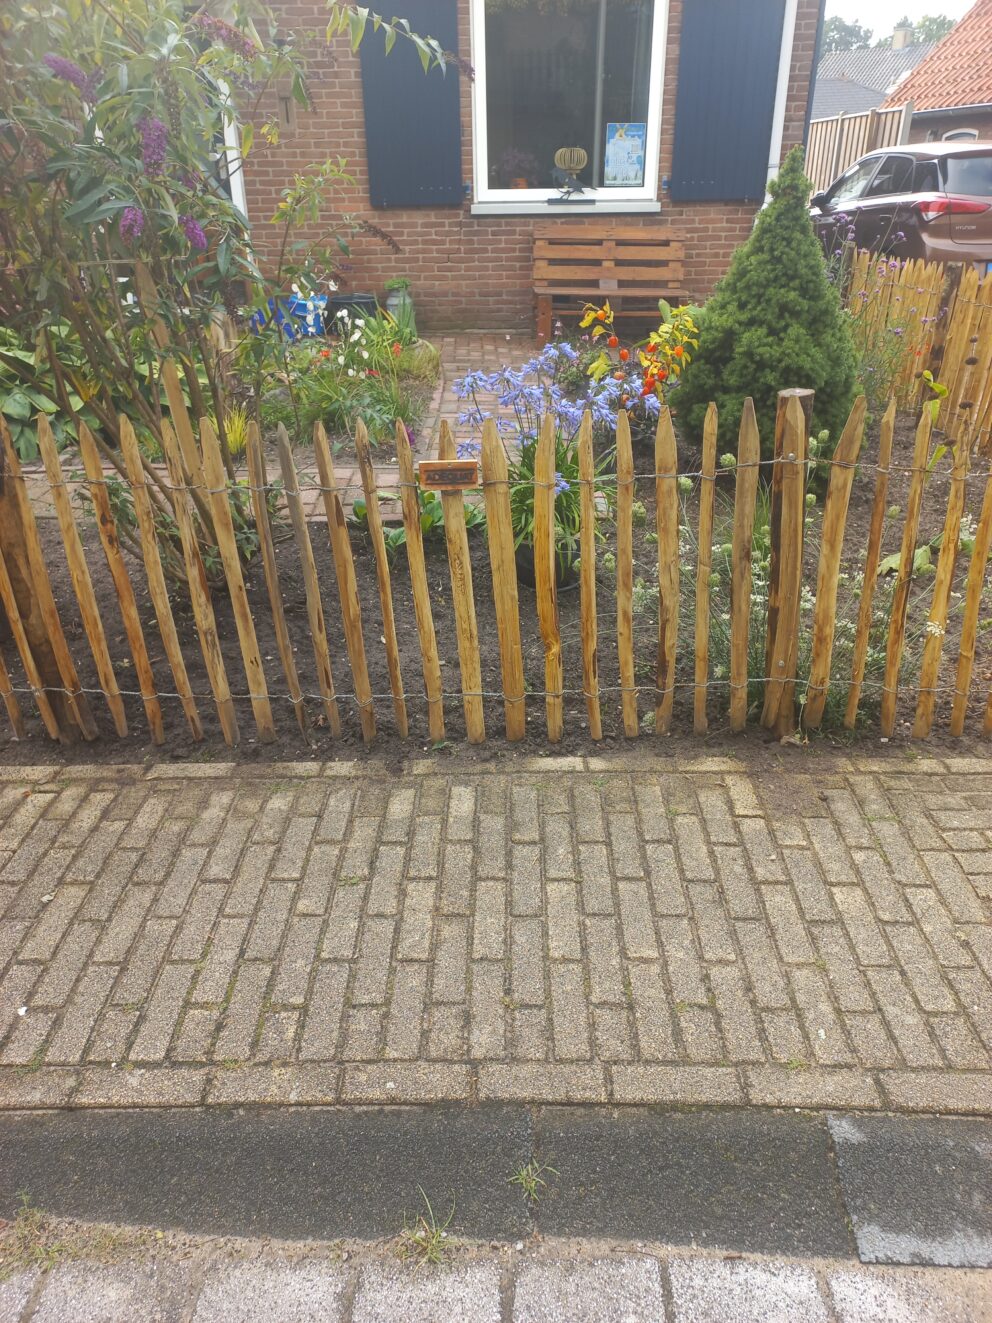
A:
[241,0,825,330]
[810,23,935,120]
[882,0,992,143]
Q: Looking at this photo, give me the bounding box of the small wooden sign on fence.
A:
[418,459,480,491]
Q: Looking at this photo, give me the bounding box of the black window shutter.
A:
[360,0,463,208]
[669,0,787,202]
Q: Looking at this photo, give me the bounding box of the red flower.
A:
[392,342,403,356]
[368,368,380,376]
[320,348,331,358]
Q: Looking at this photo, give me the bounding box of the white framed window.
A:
[470,0,668,212]
[943,128,979,142]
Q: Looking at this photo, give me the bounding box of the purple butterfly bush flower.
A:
[139,115,168,176]
[554,472,570,495]
[119,206,145,244]
[43,53,97,99]
[180,214,207,250]
[191,12,259,61]
[456,440,481,460]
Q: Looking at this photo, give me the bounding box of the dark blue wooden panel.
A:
[360,0,463,208]
[670,0,787,202]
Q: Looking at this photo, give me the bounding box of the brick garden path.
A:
[0,751,990,1113]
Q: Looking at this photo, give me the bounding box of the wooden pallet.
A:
[533,224,688,341]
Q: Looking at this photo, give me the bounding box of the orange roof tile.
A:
[882,0,992,111]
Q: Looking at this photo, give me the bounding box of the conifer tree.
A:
[676,147,857,455]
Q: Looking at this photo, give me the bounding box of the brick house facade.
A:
[242,0,825,331]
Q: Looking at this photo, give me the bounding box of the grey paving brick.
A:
[573,782,607,841]
[645,842,688,915]
[315,787,354,842]
[713,845,761,919]
[677,1005,724,1062]
[396,881,436,961]
[155,846,209,918]
[65,818,126,882]
[585,916,625,1005]
[118,791,173,848]
[447,783,476,840]
[321,880,366,959]
[866,967,943,1067]
[470,959,505,1058]
[669,1256,828,1323]
[885,925,958,1013]
[1,1007,54,1064]
[905,888,974,967]
[738,816,786,882]
[658,917,708,1005]
[0,793,54,850]
[384,962,427,1059]
[381,786,416,842]
[428,1002,467,1059]
[129,964,195,1061]
[406,816,442,878]
[546,882,582,960]
[947,967,992,1049]
[1,818,61,883]
[920,850,986,923]
[832,887,893,966]
[214,962,272,1059]
[439,841,473,914]
[186,789,234,846]
[18,886,87,961]
[132,818,186,883]
[511,783,540,842]
[736,921,791,1009]
[296,842,339,915]
[788,966,856,1065]
[339,816,379,880]
[114,918,176,1004]
[688,883,735,962]
[542,814,576,879]
[762,885,816,964]
[477,812,507,879]
[762,1009,809,1063]
[627,961,677,1060]
[245,883,296,960]
[931,1013,990,1069]
[192,917,250,1005]
[78,849,138,921]
[473,880,506,959]
[844,1011,900,1067]
[673,815,714,881]
[342,1006,383,1059]
[432,918,469,1003]
[44,964,117,1064]
[85,1005,139,1062]
[710,963,765,1062]
[171,884,226,961]
[813,924,875,1012]
[696,786,739,845]
[511,1006,548,1060]
[782,849,835,921]
[510,918,545,1007]
[633,781,672,840]
[367,842,406,915]
[511,843,542,917]
[272,915,322,1005]
[32,921,99,1006]
[550,962,591,1060]
[615,878,658,958]
[299,962,348,1060]
[271,815,317,879]
[253,789,297,843]
[608,812,645,877]
[195,1263,346,1322]
[850,848,913,922]
[577,842,613,915]
[350,917,396,1005]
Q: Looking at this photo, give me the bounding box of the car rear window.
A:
[942,155,992,197]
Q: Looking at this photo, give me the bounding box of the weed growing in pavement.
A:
[510,1160,558,1205]
[0,1193,66,1278]
[399,1187,455,1268]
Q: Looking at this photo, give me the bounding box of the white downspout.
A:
[765,0,801,200]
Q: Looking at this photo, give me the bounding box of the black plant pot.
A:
[515,543,580,591]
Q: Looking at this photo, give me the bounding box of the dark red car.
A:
[810,143,992,269]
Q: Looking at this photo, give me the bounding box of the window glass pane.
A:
[865,155,914,197]
[826,159,877,205]
[484,0,654,190]
[913,159,939,191]
[943,154,992,196]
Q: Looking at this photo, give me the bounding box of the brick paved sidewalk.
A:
[0,751,990,1113]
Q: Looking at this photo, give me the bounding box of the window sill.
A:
[470,199,662,216]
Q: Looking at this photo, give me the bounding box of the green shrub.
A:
[676,147,857,456]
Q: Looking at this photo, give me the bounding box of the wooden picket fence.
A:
[0,353,990,752]
[845,248,992,453]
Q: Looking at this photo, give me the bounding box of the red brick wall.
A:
[906,109,992,143]
[244,0,823,330]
